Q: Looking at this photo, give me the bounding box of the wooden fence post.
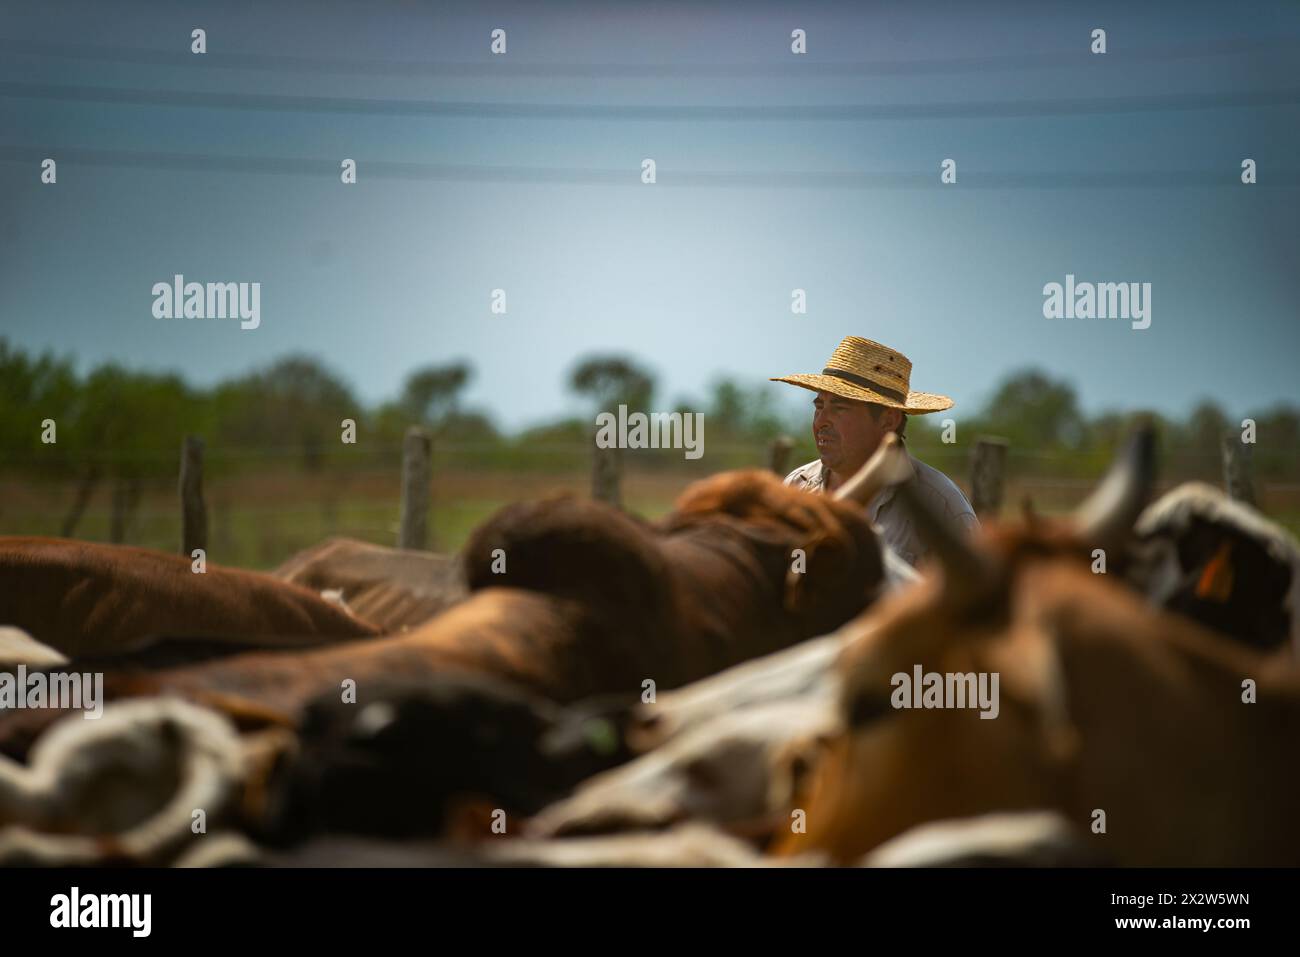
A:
[767,435,795,476]
[60,464,101,538]
[1221,435,1257,507]
[399,427,432,550]
[592,434,622,508]
[179,435,208,556]
[110,479,129,544]
[970,436,1009,519]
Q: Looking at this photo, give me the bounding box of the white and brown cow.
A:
[773,429,1300,867]
[1127,481,1300,656]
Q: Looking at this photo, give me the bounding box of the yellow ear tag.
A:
[1195,541,1235,603]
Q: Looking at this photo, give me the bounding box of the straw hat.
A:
[770,336,953,415]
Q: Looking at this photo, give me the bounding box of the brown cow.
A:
[773,429,1300,866]
[57,440,911,734]
[456,487,863,690]
[0,537,379,659]
[116,589,620,726]
[0,589,599,761]
[455,446,915,690]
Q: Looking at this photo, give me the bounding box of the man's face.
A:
[812,391,898,474]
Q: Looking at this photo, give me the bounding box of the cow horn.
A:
[834,433,913,506]
[1073,423,1156,548]
[893,479,992,594]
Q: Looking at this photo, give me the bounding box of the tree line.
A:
[2,337,1295,530]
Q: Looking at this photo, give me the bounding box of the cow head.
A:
[458,437,907,690]
[525,697,835,843]
[255,672,636,845]
[772,427,1157,863]
[462,496,672,615]
[660,434,909,638]
[1126,482,1298,655]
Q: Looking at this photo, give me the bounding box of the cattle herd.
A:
[1,428,1298,867]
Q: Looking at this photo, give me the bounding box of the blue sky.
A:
[2,0,1298,430]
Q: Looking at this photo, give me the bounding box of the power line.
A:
[2,35,1298,79]
[3,80,1299,121]
[3,144,1294,189]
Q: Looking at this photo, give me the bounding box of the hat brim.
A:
[770,374,954,414]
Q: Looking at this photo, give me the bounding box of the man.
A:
[772,335,978,568]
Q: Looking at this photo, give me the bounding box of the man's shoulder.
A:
[784,459,824,490]
[908,454,979,527]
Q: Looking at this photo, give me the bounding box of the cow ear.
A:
[784,530,867,617]
[894,480,999,609]
[986,624,1081,769]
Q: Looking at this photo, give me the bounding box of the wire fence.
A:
[2,436,1297,571]
[6,35,1299,79]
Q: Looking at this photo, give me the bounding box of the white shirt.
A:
[784,450,979,568]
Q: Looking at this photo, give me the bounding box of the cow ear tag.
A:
[583,718,620,756]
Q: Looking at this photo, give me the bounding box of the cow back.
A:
[0,537,379,658]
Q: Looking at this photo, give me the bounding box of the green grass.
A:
[0,470,683,569]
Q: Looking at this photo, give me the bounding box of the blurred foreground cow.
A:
[524,632,846,843]
[0,698,248,866]
[97,441,914,726]
[775,429,1300,866]
[257,440,920,846]
[255,672,634,844]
